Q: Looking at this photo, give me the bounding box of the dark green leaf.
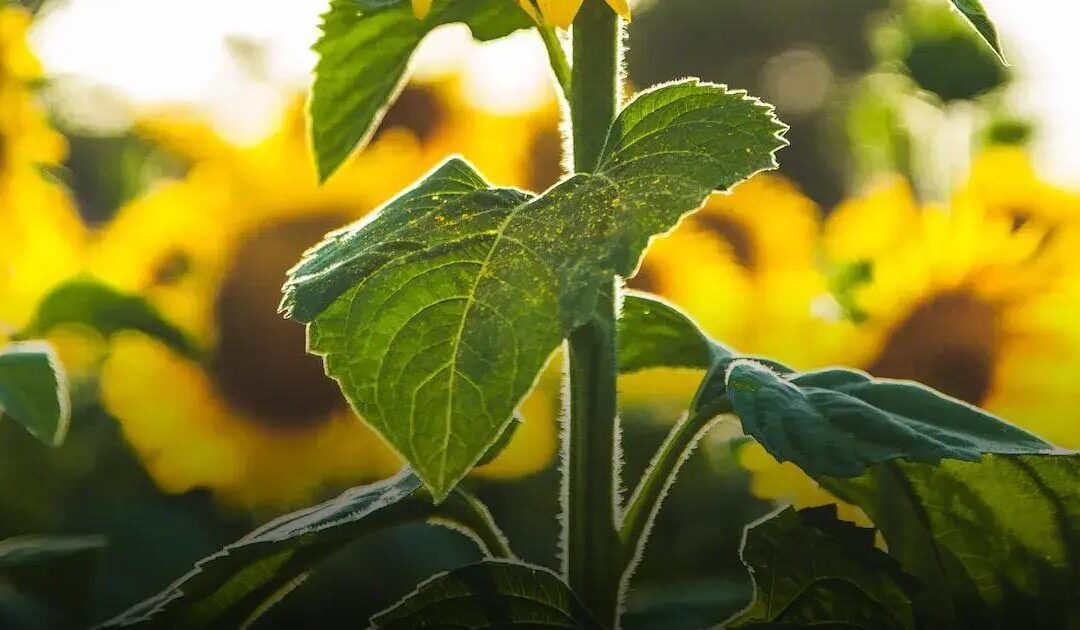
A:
[22,279,198,358]
[283,80,786,499]
[371,559,602,629]
[948,0,1005,62]
[727,506,917,629]
[824,455,1080,627]
[102,472,440,629]
[721,362,1059,479]
[618,291,728,373]
[476,415,521,466]
[0,536,105,619]
[310,0,531,182]
[0,342,70,447]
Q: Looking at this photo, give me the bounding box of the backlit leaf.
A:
[727,506,917,629]
[720,362,1059,478]
[371,559,601,629]
[0,342,70,447]
[618,291,728,373]
[824,455,1080,627]
[283,80,787,499]
[949,0,1005,62]
[310,0,531,182]
[100,472,488,629]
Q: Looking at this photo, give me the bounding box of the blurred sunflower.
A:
[741,163,1080,520]
[0,6,85,336]
[91,76,563,507]
[619,174,846,411]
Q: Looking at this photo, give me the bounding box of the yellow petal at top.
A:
[604,0,631,22]
[518,0,629,27]
[411,0,432,20]
[0,7,42,81]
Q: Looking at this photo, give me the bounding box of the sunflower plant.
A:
[101,0,1080,627]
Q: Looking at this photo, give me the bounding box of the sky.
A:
[28,0,1080,184]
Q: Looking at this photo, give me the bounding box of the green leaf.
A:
[0,536,105,619]
[283,80,786,500]
[21,278,198,358]
[824,455,1080,627]
[727,506,917,629]
[0,342,70,447]
[618,291,729,373]
[720,362,1059,479]
[948,0,1006,62]
[102,472,443,629]
[371,559,602,629]
[310,0,531,182]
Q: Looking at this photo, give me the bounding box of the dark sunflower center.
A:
[696,213,757,270]
[213,215,350,428]
[374,85,445,143]
[866,290,1000,405]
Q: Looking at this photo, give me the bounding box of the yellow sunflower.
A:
[513,0,631,28]
[741,163,1080,519]
[0,6,85,337]
[91,77,563,507]
[619,174,847,410]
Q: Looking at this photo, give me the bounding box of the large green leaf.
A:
[371,559,601,629]
[310,0,531,182]
[101,471,503,629]
[727,506,917,629]
[21,278,198,358]
[825,455,1080,627]
[949,0,1005,61]
[283,80,786,499]
[0,342,70,447]
[618,291,728,373]
[719,361,1058,479]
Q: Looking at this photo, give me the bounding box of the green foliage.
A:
[718,361,1057,478]
[371,559,602,628]
[284,80,786,500]
[618,291,728,373]
[0,535,105,620]
[825,455,1080,627]
[0,342,69,447]
[948,0,1005,62]
[21,278,198,359]
[310,0,531,181]
[727,506,916,629]
[101,471,504,629]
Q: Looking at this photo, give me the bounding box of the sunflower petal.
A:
[537,0,582,28]
[410,0,432,19]
[604,0,631,22]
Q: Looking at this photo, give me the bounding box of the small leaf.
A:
[618,291,728,373]
[824,454,1080,626]
[949,0,1006,62]
[22,279,198,358]
[727,506,917,629]
[721,361,1059,479]
[310,0,531,181]
[371,559,601,629]
[0,342,70,447]
[284,80,786,500]
[102,472,438,629]
[0,536,105,619]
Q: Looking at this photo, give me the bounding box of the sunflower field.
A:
[2,0,1079,627]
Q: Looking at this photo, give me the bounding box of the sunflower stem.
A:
[563,1,623,627]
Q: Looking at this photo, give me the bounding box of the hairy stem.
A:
[620,407,736,574]
[563,1,623,626]
[432,488,515,559]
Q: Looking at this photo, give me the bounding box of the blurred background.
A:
[2,0,1079,627]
